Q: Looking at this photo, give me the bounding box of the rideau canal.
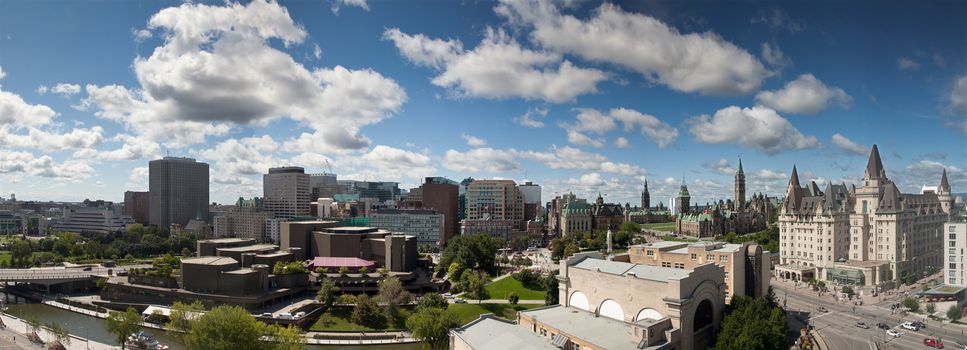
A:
[0,293,420,350]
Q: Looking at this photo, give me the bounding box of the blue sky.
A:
[1,0,965,206]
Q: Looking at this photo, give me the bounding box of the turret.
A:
[939,168,953,216]
[783,165,802,213]
[735,157,746,210]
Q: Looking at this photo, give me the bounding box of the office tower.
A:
[466,179,525,229]
[263,166,310,220]
[420,177,459,244]
[149,157,210,229]
[123,191,150,224]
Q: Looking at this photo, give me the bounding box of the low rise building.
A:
[370,208,444,247]
[55,205,131,234]
[454,253,727,350]
[625,241,770,301]
[460,218,516,241]
[280,221,417,273]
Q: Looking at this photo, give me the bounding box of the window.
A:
[690,254,697,260]
[661,262,671,268]
[952,226,958,233]
[707,254,714,261]
[719,255,728,262]
[646,250,654,256]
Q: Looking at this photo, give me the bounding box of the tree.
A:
[167,300,204,345]
[359,266,370,274]
[438,234,499,274]
[902,297,920,313]
[316,278,339,309]
[841,285,855,299]
[378,276,413,323]
[45,322,71,347]
[417,292,448,311]
[407,307,458,350]
[712,296,787,350]
[544,270,560,306]
[447,262,465,282]
[269,325,306,350]
[564,243,580,258]
[549,238,565,261]
[351,295,386,329]
[464,271,489,301]
[948,305,963,322]
[106,307,143,350]
[338,266,349,276]
[508,291,519,305]
[337,294,357,305]
[182,305,304,350]
[927,302,936,315]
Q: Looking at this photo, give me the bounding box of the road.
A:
[775,279,967,350]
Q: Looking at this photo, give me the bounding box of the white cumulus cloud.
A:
[830,133,866,156]
[496,0,770,95]
[384,27,607,103]
[688,105,819,154]
[755,74,851,114]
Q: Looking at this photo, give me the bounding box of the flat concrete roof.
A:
[452,314,557,350]
[217,244,277,253]
[198,238,254,244]
[571,256,692,283]
[520,306,644,350]
[182,256,238,266]
[634,242,688,250]
[223,268,259,275]
[255,252,292,258]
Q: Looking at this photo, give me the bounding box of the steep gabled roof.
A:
[864,144,886,180]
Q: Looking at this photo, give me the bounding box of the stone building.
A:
[676,159,775,238]
[626,241,770,301]
[776,145,954,289]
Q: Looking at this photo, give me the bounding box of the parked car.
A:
[258,312,272,317]
[816,306,828,313]
[886,329,901,338]
[877,322,890,330]
[924,338,944,348]
[454,298,467,304]
[294,312,306,319]
[83,266,93,271]
[900,321,919,331]
[854,322,869,329]
[913,320,927,329]
[278,312,293,319]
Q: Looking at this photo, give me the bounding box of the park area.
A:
[479,275,547,300]
[642,222,677,232]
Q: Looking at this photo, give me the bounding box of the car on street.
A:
[817,306,828,313]
[900,321,919,330]
[886,329,901,338]
[854,322,869,329]
[258,312,272,317]
[913,320,927,329]
[454,298,467,303]
[924,338,944,348]
[877,322,890,330]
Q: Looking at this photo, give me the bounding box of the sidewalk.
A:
[0,314,113,350]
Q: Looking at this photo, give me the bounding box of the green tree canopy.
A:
[377,276,413,322]
[351,294,387,329]
[167,300,204,344]
[407,307,459,350]
[438,234,499,274]
[712,296,787,350]
[902,297,920,312]
[183,305,305,350]
[417,292,449,311]
[948,305,963,321]
[106,307,143,350]
[316,278,340,309]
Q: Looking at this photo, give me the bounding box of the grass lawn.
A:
[483,277,546,300]
[309,306,409,332]
[447,303,542,325]
[642,222,677,232]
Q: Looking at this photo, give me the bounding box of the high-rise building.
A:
[337,180,400,203]
[945,222,967,286]
[263,166,310,220]
[420,177,458,244]
[466,179,525,229]
[149,157,210,229]
[777,145,954,288]
[213,197,275,243]
[520,181,542,221]
[123,191,150,224]
[309,173,340,200]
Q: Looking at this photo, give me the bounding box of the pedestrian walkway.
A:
[305,330,417,345]
[0,314,113,350]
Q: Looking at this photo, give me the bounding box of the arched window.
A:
[634,308,663,322]
[568,291,590,311]
[598,299,624,321]
[694,299,714,331]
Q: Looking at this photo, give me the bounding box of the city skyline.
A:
[1,0,965,206]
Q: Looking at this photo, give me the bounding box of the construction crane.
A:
[324,159,334,175]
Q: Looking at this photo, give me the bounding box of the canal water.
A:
[0,293,420,350]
